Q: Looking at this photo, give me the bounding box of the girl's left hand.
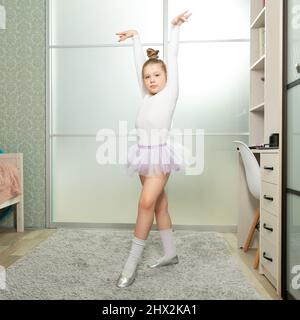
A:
[171,10,192,26]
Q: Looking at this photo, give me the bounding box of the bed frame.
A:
[0,153,24,232]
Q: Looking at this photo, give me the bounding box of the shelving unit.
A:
[248,0,283,297]
[249,0,283,147]
[250,2,266,147]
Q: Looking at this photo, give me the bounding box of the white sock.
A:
[158,228,177,260]
[122,236,146,277]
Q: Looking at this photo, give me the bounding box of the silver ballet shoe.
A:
[116,269,137,288]
[147,255,179,268]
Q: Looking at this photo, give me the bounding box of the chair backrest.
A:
[233,141,260,200]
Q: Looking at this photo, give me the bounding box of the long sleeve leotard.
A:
[131,25,180,146]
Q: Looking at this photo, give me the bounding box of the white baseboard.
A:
[47,222,237,233]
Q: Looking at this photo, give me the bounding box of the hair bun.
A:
[147,48,159,59]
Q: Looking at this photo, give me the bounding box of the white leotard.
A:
[131,25,180,146]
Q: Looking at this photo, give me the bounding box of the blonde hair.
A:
[142,48,167,78]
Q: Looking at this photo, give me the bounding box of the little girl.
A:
[116,10,193,288]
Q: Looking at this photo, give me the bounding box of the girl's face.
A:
[143,64,167,95]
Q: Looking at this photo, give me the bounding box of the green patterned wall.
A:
[0,0,46,228]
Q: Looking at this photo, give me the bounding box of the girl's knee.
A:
[139,196,155,211]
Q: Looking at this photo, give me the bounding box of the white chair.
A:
[233,141,260,269]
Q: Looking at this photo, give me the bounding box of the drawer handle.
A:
[263,223,273,232]
[264,195,274,201]
[263,252,273,262]
[263,166,274,171]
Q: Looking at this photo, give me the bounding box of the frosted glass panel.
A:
[52,135,248,224]
[288,0,300,84]
[52,137,142,223]
[168,135,249,225]
[49,1,250,226]
[173,42,249,132]
[51,46,162,134]
[50,0,163,45]
[287,194,300,300]
[168,0,250,40]
[287,86,300,191]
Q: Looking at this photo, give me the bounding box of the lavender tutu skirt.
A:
[126,142,195,177]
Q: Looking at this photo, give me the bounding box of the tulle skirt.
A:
[126,142,195,177]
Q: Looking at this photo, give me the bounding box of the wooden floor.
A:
[0,228,57,268]
[0,228,281,300]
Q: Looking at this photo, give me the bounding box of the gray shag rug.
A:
[0,228,261,300]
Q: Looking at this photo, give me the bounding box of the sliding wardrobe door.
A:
[167,0,250,226]
[283,0,300,300]
[48,0,163,224]
[47,0,250,227]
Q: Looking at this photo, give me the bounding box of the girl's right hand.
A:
[116,30,138,42]
[171,10,192,26]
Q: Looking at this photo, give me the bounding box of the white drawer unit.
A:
[261,209,278,244]
[259,152,281,294]
[261,181,279,216]
[261,153,279,184]
[260,235,278,281]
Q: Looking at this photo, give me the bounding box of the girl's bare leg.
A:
[154,190,172,229]
[135,173,170,240]
[117,173,171,287]
[139,174,177,267]
[139,175,172,230]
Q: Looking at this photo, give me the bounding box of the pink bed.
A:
[0,161,22,205]
[0,153,24,232]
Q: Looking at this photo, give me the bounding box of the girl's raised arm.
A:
[166,24,180,99]
[131,33,148,97]
[116,30,147,97]
[167,11,192,98]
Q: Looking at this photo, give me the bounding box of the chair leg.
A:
[253,244,260,269]
[243,207,260,252]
